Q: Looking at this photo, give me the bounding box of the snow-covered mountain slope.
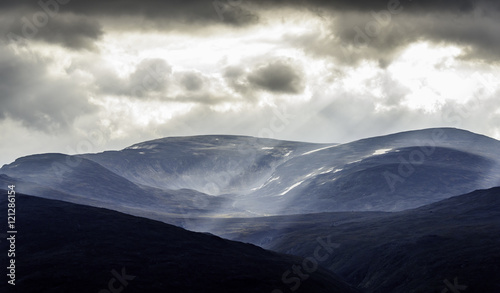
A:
[2,128,500,217]
[79,135,330,195]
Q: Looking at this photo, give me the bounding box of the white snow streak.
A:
[302,145,337,156]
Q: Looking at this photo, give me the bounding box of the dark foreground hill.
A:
[0,192,359,293]
[188,187,500,293]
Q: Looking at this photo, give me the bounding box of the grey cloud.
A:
[247,60,305,94]
[1,9,103,50]
[379,74,409,107]
[35,13,103,50]
[0,47,97,131]
[3,0,499,62]
[7,0,486,17]
[179,71,204,92]
[66,57,172,99]
[260,0,497,14]
[0,0,259,29]
[3,0,487,34]
[129,59,172,98]
[68,57,234,104]
[171,93,233,105]
[223,65,252,95]
[66,55,127,96]
[284,5,500,66]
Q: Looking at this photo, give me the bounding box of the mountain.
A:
[80,135,326,196]
[234,128,500,213]
[1,128,500,218]
[0,192,359,293]
[0,154,241,218]
[1,128,499,293]
[198,187,500,293]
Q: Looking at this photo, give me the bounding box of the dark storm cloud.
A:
[2,0,499,61]
[0,0,259,28]
[1,0,496,29]
[0,47,96,131]
[283,2,500,65]
[257,0,500,14]
[247,60,304,94]
[31,13,103,50]
[1,0,490,16]
[1,7,103,50]
[334,10,500,60]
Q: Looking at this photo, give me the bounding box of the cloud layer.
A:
[0,0,499,165]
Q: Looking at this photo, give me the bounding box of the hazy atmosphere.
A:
[2,2,500,292]
[1,0,500,165]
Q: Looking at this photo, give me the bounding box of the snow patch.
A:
[372,148,392,156]
[302,145,337,156]
[279,180,304,196]
[250,176,280,191]
[127,143,159,150]
[319,167,335,174]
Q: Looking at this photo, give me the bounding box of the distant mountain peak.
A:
[2,127,500,218]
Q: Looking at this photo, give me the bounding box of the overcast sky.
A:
[1,0,500,165]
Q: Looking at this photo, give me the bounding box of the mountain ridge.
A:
[196,186,500,293]
[0,191,360,293]
[2,127,500,217]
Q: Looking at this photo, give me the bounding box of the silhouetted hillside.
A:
[0,192,359,293]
